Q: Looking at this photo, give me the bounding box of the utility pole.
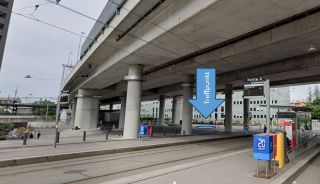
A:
[54,64,73,148]
[77,32,85,63]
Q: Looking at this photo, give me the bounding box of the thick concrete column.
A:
[123,64,143,139]
[181,76,193,135]
[118,96,126,129]
[243,97,250,127]
[159,95,165,125]
[109,104,113,110]
[70,100,77,127]
[172,96,182,125]
[74,89,100,129]
[224,85,233,133]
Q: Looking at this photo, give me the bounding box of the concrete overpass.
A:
[63,0,320,139]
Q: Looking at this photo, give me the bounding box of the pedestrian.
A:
[286,136,291,163]
[29,132,34,139]
[244,124,249,135]
[263,125,267,133]
[37,132,41,139]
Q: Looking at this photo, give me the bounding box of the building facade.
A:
[0,0,13,69]
[140,87,291,125]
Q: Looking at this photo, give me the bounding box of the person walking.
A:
[244,124,249,135]
[263,125,267,133]
[37,132,41,139]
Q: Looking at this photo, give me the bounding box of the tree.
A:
[314,85,320,105]
[0,123,14,132]
[307,87,313,103]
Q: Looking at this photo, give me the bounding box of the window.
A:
[275,100,278,104]
[234,101,236,104]
[250,108,252,111]
[0,0,9,7]
[221,106,224,112]
[237,101,239,104]
[261,101,263,104]
[254,115,256,118]
[264,115,267,118]
[221,114,225,118]
[254,101,256,104]
[254,108,256,111]
[0,11,6,19]
[264,100,266,104]
[234,115,236,118]
[250,101,252,104]
[240,101,242,104]
[257,101,259,104]
[272,100,273,104]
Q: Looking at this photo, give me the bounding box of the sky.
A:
[0,0,106,98]
[0,0,319,101]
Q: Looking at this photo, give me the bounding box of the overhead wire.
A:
[44,0,189,64]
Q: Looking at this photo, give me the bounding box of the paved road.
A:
[294,154,320,184]
[0,137,251,184]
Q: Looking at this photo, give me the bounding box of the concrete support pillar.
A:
[159,95,165,125]
[118,96,126,129]
[181,76,194,135]
[172,96,182,125]
[74,89,100,129]
[123,64,143,139]
[109,104,113,110]
[70,100,77,127]
[224,85,233,133]
[243,97,250,127]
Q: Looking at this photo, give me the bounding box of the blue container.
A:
[139,125,147,136]
[253,134,273,160]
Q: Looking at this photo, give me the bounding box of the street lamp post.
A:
[77,32,85,63]
[54,64,73,148]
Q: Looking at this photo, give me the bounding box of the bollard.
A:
[83,131,86,142]
[163,128,166,137]
[56,132,60,143]
[22,133,28,145]
[105,130,109,140]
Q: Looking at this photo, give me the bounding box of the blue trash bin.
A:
[139,125,147,137]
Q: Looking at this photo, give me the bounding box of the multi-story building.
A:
[140,87,291,125]
[0,0,13,69]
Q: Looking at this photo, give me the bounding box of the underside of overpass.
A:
[63,0,320,138]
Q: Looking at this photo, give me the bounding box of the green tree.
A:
[313,85,320,105]
[307,87,313,103]
[0,123,14,132]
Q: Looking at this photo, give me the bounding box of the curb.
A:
[0,135,250,168]
[270,146,320,184]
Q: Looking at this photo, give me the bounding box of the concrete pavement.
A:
[102,146,320,184]
[0,132,249,167]
[0,137,252,184]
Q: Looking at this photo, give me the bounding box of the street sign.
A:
[244,77,265,97]
[253,134,273,160]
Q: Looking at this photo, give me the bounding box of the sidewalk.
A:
[102,146,320,184]
[0,133,249,167]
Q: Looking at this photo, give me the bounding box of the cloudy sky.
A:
[0,0,319,101]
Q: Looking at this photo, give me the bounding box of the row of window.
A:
[234,114,278,119]
[234,100,278,105]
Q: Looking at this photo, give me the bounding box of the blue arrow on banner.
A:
[188,68,224,119]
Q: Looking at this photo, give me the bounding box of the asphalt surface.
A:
[0,137,251,184]
[294,154,320,184]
